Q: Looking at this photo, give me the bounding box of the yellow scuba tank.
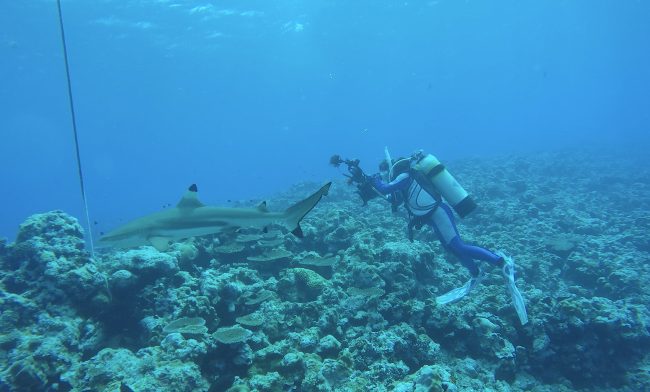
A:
[412,154,477,218]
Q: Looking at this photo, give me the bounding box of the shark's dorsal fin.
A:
[177,184,205,209]
[257,201,268,212]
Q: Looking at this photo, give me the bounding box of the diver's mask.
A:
[380,170,389,182]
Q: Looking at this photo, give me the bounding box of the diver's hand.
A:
[369,173,385,187]
[348,166,367,184]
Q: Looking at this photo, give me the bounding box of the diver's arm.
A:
[370,172,410,194]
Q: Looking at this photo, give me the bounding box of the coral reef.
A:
[1,149,649,391]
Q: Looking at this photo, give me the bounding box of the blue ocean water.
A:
[1,0,649,241]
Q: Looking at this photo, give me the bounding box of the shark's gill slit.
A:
[56,0,95,257]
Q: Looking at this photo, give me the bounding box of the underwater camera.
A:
[329,154,380,205]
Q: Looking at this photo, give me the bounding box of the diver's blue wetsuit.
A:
[372,172,502,277]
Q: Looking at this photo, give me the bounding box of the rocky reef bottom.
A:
[1,149,649,391]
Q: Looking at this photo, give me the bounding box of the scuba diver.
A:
[330,149,528,325]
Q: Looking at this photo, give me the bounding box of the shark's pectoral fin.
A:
[149,236,171,252]
[257,201,268,212]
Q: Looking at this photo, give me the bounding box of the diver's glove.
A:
[347,165,367,185]
[347,168,380,205]
[498,252,529,325]
[367,173,382,188]
[356,180,380,205]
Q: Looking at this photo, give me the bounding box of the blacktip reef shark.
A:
[99,182,332,251]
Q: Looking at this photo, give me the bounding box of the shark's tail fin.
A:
[284,182,332,238]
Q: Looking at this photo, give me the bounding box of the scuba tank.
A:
[411,154,477,218]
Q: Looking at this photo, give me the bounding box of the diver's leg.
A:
[429,205,528,321]
[447,233,528,319]
[431,203,503,268]
[429,204,482,277]
[448,237,504,268]
[429,204,481,304]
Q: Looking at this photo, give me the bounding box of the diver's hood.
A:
[389,158,411,181]
[383,146,412,181]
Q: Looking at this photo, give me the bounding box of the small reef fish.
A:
[99,182,331,251]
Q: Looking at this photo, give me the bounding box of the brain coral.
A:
[291,268,328,290]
